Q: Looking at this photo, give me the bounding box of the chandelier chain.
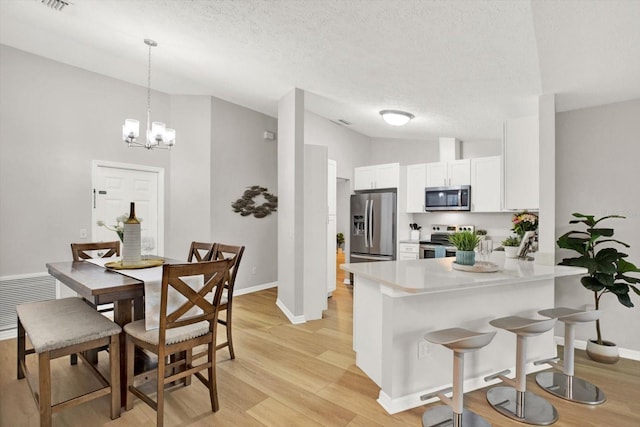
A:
[147,42,152,119]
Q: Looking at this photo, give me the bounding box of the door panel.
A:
[350,194,368,254]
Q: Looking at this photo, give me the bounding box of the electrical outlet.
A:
[251,267,257,274]
[79,228,87,238]
[418,341,430,359]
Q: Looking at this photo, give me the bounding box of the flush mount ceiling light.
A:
[122,39,176,149]
[379,109,415,126]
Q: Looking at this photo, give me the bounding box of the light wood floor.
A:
[1,254,639,426]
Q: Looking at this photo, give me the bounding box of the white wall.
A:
[210,97,278,289]
[555,98,640,352]
[0,45,171,275]
[168,95,212,260]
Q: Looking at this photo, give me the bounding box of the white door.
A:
[91,161,164,255]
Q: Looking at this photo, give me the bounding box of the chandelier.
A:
[122,39,176,149]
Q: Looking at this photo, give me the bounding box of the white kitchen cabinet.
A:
[426,159,470,187]
[328,159,337,215]
[471,156,502,212]
[405,163,427,212]
[354,162,399,190]
[398,242,419,260]
[503,116,539,210]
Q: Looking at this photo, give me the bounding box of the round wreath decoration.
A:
[231,185,278,218]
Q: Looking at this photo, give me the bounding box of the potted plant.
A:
[501,236,521,258]
[557,213,640,363]
[336,232,345,253]
[449,231,481,266]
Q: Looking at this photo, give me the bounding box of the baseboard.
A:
[234,281,277,297]
[554,336,640,362]
[275,298,306,324]
[0,329,16,341]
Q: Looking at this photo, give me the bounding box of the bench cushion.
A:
[16,297,122,353]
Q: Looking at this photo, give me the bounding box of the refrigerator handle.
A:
[369,199,374,246]
[364,199,369,248]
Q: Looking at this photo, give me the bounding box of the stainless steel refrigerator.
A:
[350,190,396,263]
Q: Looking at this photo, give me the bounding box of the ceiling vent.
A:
[337,119,352,126]
[39,0,71,11]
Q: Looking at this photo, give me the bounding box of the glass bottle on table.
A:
[122,202,141,266]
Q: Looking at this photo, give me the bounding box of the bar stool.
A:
[485,316,558,425]
[421,327,496,427]
[535,307,606,404]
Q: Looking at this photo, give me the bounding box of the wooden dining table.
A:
[46,258,181,406]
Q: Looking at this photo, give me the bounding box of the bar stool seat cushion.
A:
[16,297,122,353]
[424,328,496,352]
[538,307,600,324]
[124,318,209,346]
[489,316,555,336]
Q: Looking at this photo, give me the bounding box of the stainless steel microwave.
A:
[424,185,471,211]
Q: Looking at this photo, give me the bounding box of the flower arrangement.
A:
[512,210,538,237]
[97,213,142,242]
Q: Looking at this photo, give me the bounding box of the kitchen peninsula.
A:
[341,254,585,414]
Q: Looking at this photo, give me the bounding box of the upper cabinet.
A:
[354,162,399,190]
[470,156,502,212]
[426,159,471,187]
[503,116,539,210]
[406,163,427,212]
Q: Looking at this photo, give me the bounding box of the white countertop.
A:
[341,252,585,294]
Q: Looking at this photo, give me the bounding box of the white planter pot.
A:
[586,340,619,364]
[504,246,519,258]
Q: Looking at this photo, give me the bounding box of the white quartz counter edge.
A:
[341,255,586,296]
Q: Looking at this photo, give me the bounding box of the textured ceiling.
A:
[1,0,639,141]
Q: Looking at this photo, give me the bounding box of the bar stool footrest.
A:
[420,387,452,401]
[533,356,560,366]
[422,405,491,427]
[487,386,558,426]
[484,369,511,382]
[535,371,606,405]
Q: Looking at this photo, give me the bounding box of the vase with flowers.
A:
[512,210,538,238]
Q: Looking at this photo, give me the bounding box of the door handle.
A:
[369,200,374,245]
[364,200,369,248]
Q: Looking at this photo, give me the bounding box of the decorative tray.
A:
[105,259,164,270]
[452,261,499,273]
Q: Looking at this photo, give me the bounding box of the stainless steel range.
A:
[419,224,475,258]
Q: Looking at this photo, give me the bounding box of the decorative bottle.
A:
[122,202,141,266]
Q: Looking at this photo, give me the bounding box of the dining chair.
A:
[211,243,245,359]
[69,241,121,364]
[124,259,232,427]
[187,241,216,262]
[17,297,122,427]
[71,241,120,261]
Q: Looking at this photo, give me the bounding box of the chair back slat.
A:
[187,241,215,262]
[158,260,232,337]
[71,241,120,261]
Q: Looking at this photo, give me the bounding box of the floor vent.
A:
[0,273,56,332]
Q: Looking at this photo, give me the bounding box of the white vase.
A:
[586,340,619,364]
[504,246,519,258]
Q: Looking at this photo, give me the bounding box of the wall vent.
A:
[39,0,71,11]
[0,273,56,332]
